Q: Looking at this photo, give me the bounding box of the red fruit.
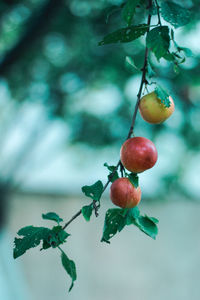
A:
[110,177,141,208]
[120,137,158,173]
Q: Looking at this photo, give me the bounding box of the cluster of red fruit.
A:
[110,91,175,208]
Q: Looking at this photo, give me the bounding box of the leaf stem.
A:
[62,0,152,230]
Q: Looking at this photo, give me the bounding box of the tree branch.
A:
[62,1,152,230]
[126,12,152,138]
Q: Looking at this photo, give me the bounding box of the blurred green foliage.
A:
[0,0,199,199]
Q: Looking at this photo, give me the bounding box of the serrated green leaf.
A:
[42,212,63,224]
[82,180,103,202]
[99,24,149,46]
[81,204,93,221]
[128,173,139,188]
[104,163,119,182]
[134,215,158,239]
[146,26,170,60]
[101,208,126,243]
[13,226,51,259]
[155,85,170,108]
[161,1,191,28]
[61,249,77,292]
[122,0,140,26]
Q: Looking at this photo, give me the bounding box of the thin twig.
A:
[120,162,125,177]
[62,160,121,230]
[93,200,99,217]
[62,210,82,230]
[62,0,152,230]
[154,0,162,26]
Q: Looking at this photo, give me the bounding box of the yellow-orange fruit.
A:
[139,91,175,124]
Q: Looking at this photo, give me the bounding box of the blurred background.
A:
[0,0,200,299]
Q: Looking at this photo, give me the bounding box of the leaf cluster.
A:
[101,207,158,243]
[81,180,104,221]
[99,0,192,70]
[13,212,76,292]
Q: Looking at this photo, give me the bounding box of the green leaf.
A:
[171,31,193,58]
[122,0,140,26]
[41,239,51,250]
[125,56,139,72]
[155,85,170,108]
[146,216,159,224]
[146,26,170,60]
[101,208,159,242]
[42,212,63,224]
[14,226,51,259]
[81,204,93,221]
[82,180,103,202]
[176,45,193,57]
[104,162,116,173]
[179,57,186,64]
[128,173,139,188]
[134,215,158,239]
[180,47,193,58]
[41,226,70,250]
[147,61,156,78]
[163,52,175,62]
[104,163,119,182]
[101,209,126,243]
[49,226,70,247]
[161,1,191,28]
[61,249,77,292]
[99,24,149,45]
[126,207,140,225]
